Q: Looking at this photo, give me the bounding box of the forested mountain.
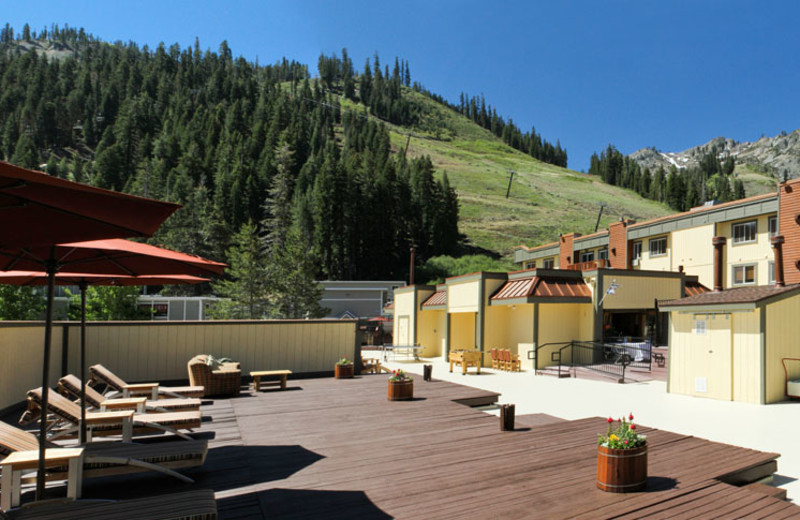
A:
[0,25,461,284]
[588,145,746,212]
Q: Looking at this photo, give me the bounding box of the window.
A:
[769,261,775,285]
[649,237,667,257]
[524,262,534,270]
[733,264,756,285]
[597,248,609,261]
[579,251,595,263]
[768,216,778,237]
[732,220,757,244]
[632,241,642,260]
[543,258,555,269]
[695,320,706,335]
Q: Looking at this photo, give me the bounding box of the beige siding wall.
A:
[637,235,671,272]
[602,275,682,310]
[450,312,476,350]
[536,303,586,368]
[731,310,762,404]
[448,281,480,313]
[417,309,446,358]
[393,290,416,345]
[484,305,510,354]
[0,320,356,411]
[766,295,800,403]
[671,225,715,288]
[506,304,534,349]
[0,325,63,411]
[720,215,775,288]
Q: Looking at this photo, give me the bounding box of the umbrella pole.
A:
[36,252,57,501]
[79,281,88,445]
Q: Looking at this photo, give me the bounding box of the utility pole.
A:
[409,245,416,285]
[506,170,515,198]
[594,203,607,232]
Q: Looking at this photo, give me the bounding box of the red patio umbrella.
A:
[1,161,184,500]
[0,271,209,443]
[0,160,179,248]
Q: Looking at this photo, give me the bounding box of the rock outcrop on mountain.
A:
[630,130,800,179]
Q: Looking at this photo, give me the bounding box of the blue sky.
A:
[6,1,800,171]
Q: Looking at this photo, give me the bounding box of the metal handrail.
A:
[527,342,572,374]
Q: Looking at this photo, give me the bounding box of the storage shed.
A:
[661,283,800,404]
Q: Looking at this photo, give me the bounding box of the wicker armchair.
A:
[187,355,242,397]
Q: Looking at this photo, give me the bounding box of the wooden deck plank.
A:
[19,374,794,519]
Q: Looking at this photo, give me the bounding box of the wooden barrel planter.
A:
[334,364,354,379]
[387,380,413,401]
[596,444,647,492]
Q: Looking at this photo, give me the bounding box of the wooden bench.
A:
[251,370,292,391]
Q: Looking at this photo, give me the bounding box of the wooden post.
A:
[423,364,432,381]
[500,404,515,431]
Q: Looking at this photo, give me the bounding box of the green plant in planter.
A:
[598,413,646,449]
[388,369,413,382]
[336,358,353,365]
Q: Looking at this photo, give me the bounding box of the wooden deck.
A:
[18,375,800,519]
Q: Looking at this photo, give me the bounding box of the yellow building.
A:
[394,267,701,369]
[661,284,800,404]
[515,178,800,291]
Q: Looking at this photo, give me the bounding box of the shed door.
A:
[397,316,409,345]
[703,316,733,400]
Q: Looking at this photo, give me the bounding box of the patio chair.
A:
[58,375,202,414]
[508,350,521,372]
[89,364,204,400]
[23,388,201,442]
[0,421,207,485]
[8,488,217,520]
[490,348,500,370]
[499,349,510,371]
[187,355,242,398]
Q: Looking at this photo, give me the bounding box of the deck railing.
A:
[0,319,358,412]
[531,340,653,382]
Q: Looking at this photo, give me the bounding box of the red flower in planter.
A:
[607,417,613,424]
[629,413,634,421]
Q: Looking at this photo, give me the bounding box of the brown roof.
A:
[684,280,710,297]
[661,283,800,307]
[421,289,447,307]
[492,275,591,301]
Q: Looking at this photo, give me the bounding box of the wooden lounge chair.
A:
[507,349,521,372]
[490,348,500,370]
[89,364,204,400]
[58,375,202,414]
[0,421,207,485]
[187,356,241,398]
[7,488,217,520]
[24,389,201,443]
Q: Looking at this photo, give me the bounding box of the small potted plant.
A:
[387,369,413,401]
[596,413,647,492]
[334,358,354,379]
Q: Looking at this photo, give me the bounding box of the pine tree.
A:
[267,225,327,319]
[209,221,270,319]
